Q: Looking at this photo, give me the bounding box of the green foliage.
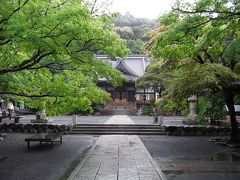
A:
[140,0,240,106]
[177,99,189,116]
[197,96,210,124]
[111,13,157,54]
[138,0,240,130]
[127,39,145,55]
[0,0,128,115]
[136,59,166,88]
[162,102,175,113]
[223,37,240,71]
[155,98,175,113]
[141,106,151,115]
[165,62,238,101]
[198,93,226,124]
[155,97,188,115]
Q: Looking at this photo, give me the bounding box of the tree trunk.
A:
[225,91,239,143]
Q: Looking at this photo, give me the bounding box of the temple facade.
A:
[96,55,156,113]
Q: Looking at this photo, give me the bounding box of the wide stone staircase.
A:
[69,124,166,135]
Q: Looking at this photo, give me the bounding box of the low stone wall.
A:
[0,123,70,133]
[165,125,232,136]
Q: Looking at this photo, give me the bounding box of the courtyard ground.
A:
[0,133,98,180]
[140,135,240,180]
[0,115,184,126]
[0,115,240,180]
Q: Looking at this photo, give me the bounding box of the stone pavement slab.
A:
[68,135,166,180]
[68,115,166,180]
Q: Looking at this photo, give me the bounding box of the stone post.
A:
[159,115,163,125]
[183,95,198,124]
[72,115,77,125]
[0,109,2,122]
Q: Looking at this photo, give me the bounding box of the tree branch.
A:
[28,62,76,71]
[40,19,66,39]
[194,55,204,64]
[53,0,69,9]
[0,0,30,25]
[176,18,212,41]
[0,49,54,75]
[0,39,11,45]
[90,0,98,15]
[0,91,54,98]
[173,7,240,17]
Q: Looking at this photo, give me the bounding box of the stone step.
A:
[68,131,166,135]
[73,126,164,130]
[73,124,162,128]
[70,124,166,135]
[72,128,163,132]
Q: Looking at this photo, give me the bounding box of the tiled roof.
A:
[95,55,150,77]
[113,59,138,77]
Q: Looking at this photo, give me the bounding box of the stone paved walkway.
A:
[68,115,166,180]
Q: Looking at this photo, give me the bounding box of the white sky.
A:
[109,0,194,19]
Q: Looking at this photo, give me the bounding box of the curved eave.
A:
[113,59,139,77]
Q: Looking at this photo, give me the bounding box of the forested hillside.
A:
[111,12,157,54]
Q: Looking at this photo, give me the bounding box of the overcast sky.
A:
[109,0,194,19]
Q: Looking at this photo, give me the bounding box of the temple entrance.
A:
[114,91,127,105]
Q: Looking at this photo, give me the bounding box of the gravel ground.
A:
[0,133,98,180]
[0,115,111,125]
[140,135,240,180]
[130,116,184,125]
[1,115,184,125]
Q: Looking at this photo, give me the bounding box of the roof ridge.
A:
[113,58,138,77]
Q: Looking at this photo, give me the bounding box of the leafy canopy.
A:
[0,0,128,115]
[140,0,240,101]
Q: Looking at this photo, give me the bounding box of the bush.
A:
[142,106,151,115]
[197,93,226,124]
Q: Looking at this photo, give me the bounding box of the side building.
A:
[96,55,156,114]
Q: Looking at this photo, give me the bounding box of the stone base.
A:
[182,120,199,125]
[30,118,53,123]
[183,114,198,125]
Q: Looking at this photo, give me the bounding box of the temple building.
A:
[96,55,157,114]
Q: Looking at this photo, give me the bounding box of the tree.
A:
[142,0,240,143]
[0,0,128,115]
[111,12,157,54]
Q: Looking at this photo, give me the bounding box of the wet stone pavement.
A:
[0,133,98,180]
[68,115,166,180]
[68,135,165,180]
[1,115,240,180]
[140,135,240,180]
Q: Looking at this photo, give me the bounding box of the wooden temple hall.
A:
[96,55,158,113]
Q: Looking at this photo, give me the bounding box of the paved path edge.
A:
[67,135,167,180]
[137,137,168,180]
[67,136,100,180]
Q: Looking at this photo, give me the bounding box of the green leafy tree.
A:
[0,0,128,115]
[141,0,240,143]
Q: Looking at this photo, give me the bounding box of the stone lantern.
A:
[183,95,198,124]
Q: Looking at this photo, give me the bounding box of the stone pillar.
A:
[183,95,198,124]
[159,115,163,125]
[0,110,2,122]
[72,115,77,125]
